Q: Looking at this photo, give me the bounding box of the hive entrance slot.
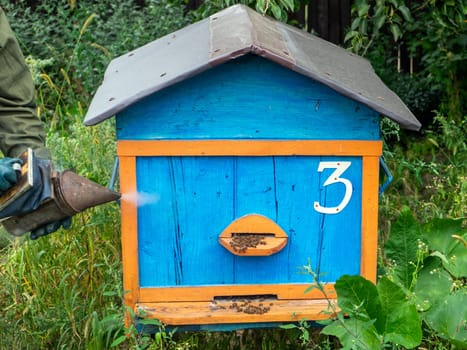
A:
[229,233,274,253]
[231,233,275,236]
[212,294,278,315]
[213,294,278,302]
[219,214,288,256]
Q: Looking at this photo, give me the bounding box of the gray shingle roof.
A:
[84,4,421,131]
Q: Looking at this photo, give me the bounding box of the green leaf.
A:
[351,17,361,31]
[322,318,381,350]
[378,277,422,348]
[110,335,127,347]
[424,292,467,347]
[280,323,297,329]
[360,19,368,35]
[384,209,420,289]
[390,24,402,41]
[281,0,294,12]
[335,275,384,332]
[102,291,118,297]
[445,240,467,278]
[413,256,452,311]
[255,0,267,15]
[373,4,385,17]
[422,218,466,253]
[270,3,283,20]
[317,318,333,326]
[423,218,467,278]
[430,251,449,265]
[304,284,317,294]
[344,30,359,43]
[374,14,386,31]
[357,4,371,17]
[398,5,413,22]
[138,318,163,326]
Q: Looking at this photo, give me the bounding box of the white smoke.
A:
[121,191,160,207]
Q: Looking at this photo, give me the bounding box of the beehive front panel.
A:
[136,154,362,288]
[116,55,380,142]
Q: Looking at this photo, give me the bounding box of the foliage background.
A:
[0,0,465,349]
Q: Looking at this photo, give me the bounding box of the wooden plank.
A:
[314,156,362,282]
[117,140,383,157]
[136,157,180,286]
[138,283,337,302]
[232,157,286,283]
[273,156,322,282]
[328,0,341,44]
[308,1,318,37]
[340,0,351,43]
[315,0,329,41]
[360,156,380,283]
[119,156,139,324]
[308,0,351,45]
[116,56,380,141]
[136,156,236,287]
[173,156,236,285]
[136,298,336,325]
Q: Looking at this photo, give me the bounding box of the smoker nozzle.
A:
[2,170,120,236]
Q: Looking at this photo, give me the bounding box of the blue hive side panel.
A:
[116,55,380,141]
[136,155,362,287]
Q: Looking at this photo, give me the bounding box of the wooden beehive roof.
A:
[84,4,421,131]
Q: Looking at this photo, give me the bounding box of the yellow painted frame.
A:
[118,140,382,325]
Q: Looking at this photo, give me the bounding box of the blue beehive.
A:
[85,5,420,330]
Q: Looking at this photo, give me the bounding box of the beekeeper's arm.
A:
[0,7,70,239]
[0,6,50,161]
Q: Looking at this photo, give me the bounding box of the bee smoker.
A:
[0,149,120,236]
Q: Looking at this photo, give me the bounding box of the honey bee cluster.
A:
[229,300,272,314]
[229,234,267,253]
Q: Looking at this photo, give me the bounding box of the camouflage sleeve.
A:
[0,6,50,159]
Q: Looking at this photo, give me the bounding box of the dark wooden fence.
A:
[185,0,352,45]
[185,0,413,75]
[290,0,351,45]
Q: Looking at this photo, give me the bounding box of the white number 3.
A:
[314,161,353,214]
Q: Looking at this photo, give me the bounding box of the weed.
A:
[0,1,465,349]
[315,210,466,349]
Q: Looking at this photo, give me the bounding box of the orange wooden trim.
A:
[138,283,337,303]
[136,299,336,325]
[219,214,288,256]
[360,156,380,283]
[117,140,383,157]
[119,156,140,324]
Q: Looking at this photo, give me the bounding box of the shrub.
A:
[3,0,191,128]
[346,0,466,125]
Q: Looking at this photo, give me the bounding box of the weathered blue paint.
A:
[136,155,362,287]
[136,319,307,333]
[116,55,379,141]
[136,320,316,333]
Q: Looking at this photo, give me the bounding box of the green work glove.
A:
[0,157,23,192]
[30,216,72,240]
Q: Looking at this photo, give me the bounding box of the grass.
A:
[0,96,463,350]
[0,113,123,349]
[0,1,465,349]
